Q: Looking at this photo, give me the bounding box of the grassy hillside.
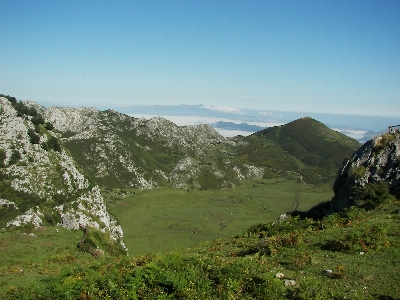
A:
[2,197,399,299]
[238,117,360,184]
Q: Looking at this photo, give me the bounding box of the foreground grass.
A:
[2,199,399,299]
[0,227,93,294]
[104,178,332,256]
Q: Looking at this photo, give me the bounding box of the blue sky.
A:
[1,0,399,117]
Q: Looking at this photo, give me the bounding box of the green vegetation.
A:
[45,122,54,131]
[0,148,6,167]
[239,117,360,184]
[373,133,396,155]
[354,181,394,210]
[1,94,398,298]
[1,197,399,299]
[8,149,21,165]
[27,128,40,144]
[349,165,366,179]
[31,115,45,125]
[0,174,46,228]
[104,178,332,256]
[41,136,62,152]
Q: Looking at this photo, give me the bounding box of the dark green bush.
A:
[31,115,45,125]
[27,107,38,117]
[354,182,393,209]
[45,122,54,130]
[8,150,21,165]
[27,128,40,144]
[0,148,5,167]
[42,136,62,152]
[349,165,366,179]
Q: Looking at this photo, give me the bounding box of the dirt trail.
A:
[292,174,306,212]
[263,167,307,213]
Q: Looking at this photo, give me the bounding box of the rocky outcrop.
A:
[331,133,400,212]
[0,97,126,253]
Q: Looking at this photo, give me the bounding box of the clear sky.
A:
[1,0,399,117]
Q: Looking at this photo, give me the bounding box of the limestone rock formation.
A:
[331,132,400,212]
[0,96,127,252]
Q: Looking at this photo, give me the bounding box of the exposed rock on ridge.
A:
[44,107,264,190]
[332,133,400,212]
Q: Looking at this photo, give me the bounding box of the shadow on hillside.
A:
[289,200,332,220]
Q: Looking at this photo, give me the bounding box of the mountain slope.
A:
[237,117,360,183]
[3,96,361,191]
[44,107,264,190]
[0,96,126,253]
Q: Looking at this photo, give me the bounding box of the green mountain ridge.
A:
[238,117,360,184]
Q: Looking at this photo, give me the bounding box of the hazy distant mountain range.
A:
[80,104,390,142]
[36,102,397,142]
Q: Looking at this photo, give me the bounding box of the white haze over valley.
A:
[130,114,284,137]
[130,113,373,140]
[40,101,397,141]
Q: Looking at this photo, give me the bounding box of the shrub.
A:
[0,148,5,167]
[323,206,368,228]
[354,182,393,209]
[48,136,62,152]
[349,165,366,179]
[8,150,21,165]
[327,224,389,252]
[257,230,305,256]
[27,107,38,117]
[45,122,54,130]
[42,136,62,152]
[27,128,40,144]
[31,115,45,125]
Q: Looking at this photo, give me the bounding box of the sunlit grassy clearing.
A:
[106,178,333,256]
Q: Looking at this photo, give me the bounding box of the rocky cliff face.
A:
[0,97,126,252]
[331,132,400,212]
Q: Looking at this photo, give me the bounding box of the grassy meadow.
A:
[0,226,93,293]
[104,178,333,256]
